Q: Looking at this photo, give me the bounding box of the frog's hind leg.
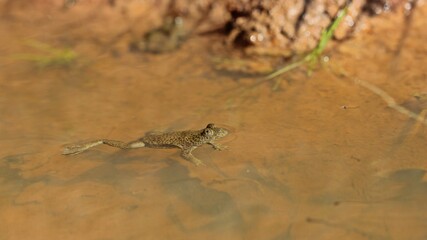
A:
[181,147,205,166]
[62,139,145,155]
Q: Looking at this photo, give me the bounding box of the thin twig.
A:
[354,78,427,125]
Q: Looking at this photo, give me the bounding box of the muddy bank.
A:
[1,0,417,56]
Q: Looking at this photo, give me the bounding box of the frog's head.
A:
[202,123,228,140]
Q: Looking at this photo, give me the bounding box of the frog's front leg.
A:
[181,147,205,166]
[207,142,228,151]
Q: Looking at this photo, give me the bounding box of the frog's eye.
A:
[206,123,215,128]
[202,128,214,137]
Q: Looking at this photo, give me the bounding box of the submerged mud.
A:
[0,1,426,240]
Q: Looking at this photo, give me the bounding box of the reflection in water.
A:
[158,162,244,234]
[325,169,427,205]
[1,154,35,197]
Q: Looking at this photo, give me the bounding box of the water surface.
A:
[0,4,426,240]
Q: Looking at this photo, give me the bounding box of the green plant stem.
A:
[265,59,305,80]
[264,5,349,81]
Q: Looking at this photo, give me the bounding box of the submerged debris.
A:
[129,17,187,54]
[12,40,77,68]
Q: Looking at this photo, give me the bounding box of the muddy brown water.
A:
[1,4,427,240]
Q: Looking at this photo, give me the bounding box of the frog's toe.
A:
[218,145,228,151]
[62,145,88,155]
[194,159,206,167]
[188,157,205,166]
[212,144,228,151]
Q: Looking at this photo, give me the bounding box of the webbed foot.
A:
[63,144,90,155]
[209,142,228,151]
[62,140,103,155]
[191,158,206,166]
[181,148,206,166]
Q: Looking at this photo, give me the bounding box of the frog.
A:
[129,16,186,54]
[62,123,229,166]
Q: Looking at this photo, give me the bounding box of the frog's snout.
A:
[218,128,229,137]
